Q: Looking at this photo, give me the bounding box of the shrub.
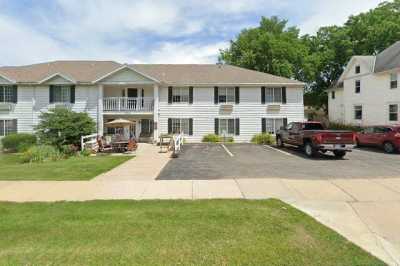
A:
[35,107,96,148]
[202,134,220,143]
[59,144,80,157]
[22,145,63,163]
[79,149,92,157]
[1,133,37,152]
[327,122,363,132]
[251,133,275,145]
[202,134,234,143]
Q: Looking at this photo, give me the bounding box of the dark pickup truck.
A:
[276,121,355,158]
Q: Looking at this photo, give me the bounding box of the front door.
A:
[140,119,154,137]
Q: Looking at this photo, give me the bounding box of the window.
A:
[218,87,235,103]
[265,118,284,134]
[355,80,361,93]
[390,73,398,89]
[265,87,282,103]
[219,119,235,135]
[0,119,17,137]
[0,85,14,103]
[389,104,398,121]
[355,65,360,74]
[53,85,71,103]
[172,88,189,103]
[171,118,190,134]
[331,91,335,99]
[354,105,362,120]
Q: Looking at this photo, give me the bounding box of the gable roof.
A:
[0,60,303,86]
[374,41,400,73]
[0,61,121,83]
[337,56,375,82]
[131,64,303,85]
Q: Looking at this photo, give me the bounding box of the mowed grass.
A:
[0,153,132,180]
[0,200,384,266]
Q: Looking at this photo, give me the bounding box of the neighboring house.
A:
[328,41,400,126]
[0,61,304,142]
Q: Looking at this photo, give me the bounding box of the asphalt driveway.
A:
[157,143,400,180]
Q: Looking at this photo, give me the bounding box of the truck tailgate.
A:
[320,132,354,144]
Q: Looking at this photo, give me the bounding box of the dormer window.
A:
[390,73,398,89]
[0,85,17,103]
[355,65,360,74]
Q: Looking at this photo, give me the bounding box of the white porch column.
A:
[97,84,104,136]
[153,83,159,142]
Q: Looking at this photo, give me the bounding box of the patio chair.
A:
[97,137,112,152]
[127,138,138,152]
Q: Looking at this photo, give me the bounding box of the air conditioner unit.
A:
[267,104,280,113]
[0,102,14,111]
[219,104,233,114]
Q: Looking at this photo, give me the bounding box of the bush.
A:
[202,134,234,143]
[35,107,96,148]
[327,122,363,132]
[1,133,37,152]
[79,149,92,157]
[59,144,80,157]
[251,133,275,145]
[22,145,63,163]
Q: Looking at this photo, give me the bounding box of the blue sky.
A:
[0,0,384,66]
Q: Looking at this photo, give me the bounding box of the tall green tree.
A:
[220,0,400,111]
[220,16,313,82]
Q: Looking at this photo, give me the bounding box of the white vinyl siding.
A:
[172,88,189,103]
[266,87,282,103]
[171,118,190,134]
[159,86,304,142]
[218,87,235,103]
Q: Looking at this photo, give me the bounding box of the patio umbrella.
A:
[105,118,134,128]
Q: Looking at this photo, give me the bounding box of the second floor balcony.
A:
[103,97,154,113]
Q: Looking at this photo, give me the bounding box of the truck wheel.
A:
[276,136,284,147]
[383,142,395,154]
[333,150,346,158]
[304,142,316,157]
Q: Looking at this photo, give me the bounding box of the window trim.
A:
[171,87,190,104]
[217,87,235,104]
[0,119,17,137]
[390,73,398,89]
[355,80,361,94]
[170,118,191,135]
[389,104,399,122]
[265,87,283,103]
[355,65,361,74]
[0,85,15,103]
[265,118,285,134]
[218,118,235,135]
[354,105,363,120]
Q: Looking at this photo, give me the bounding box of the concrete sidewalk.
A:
[0,177,399,265]
[94,143,171,181]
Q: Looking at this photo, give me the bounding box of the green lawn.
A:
[0,200,383,265]
[0,153,132,180]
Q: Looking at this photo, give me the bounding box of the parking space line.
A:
[221,144,234,157]
[263,145,294,157]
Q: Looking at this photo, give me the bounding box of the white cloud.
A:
[135,41,230,64]
[299,0,384,34]
[0,0,388,66]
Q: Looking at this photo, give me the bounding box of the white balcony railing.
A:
[103,97,154,112]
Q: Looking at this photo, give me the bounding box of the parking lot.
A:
[157,143,400,180]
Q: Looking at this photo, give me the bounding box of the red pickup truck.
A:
[276,121,355,158]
